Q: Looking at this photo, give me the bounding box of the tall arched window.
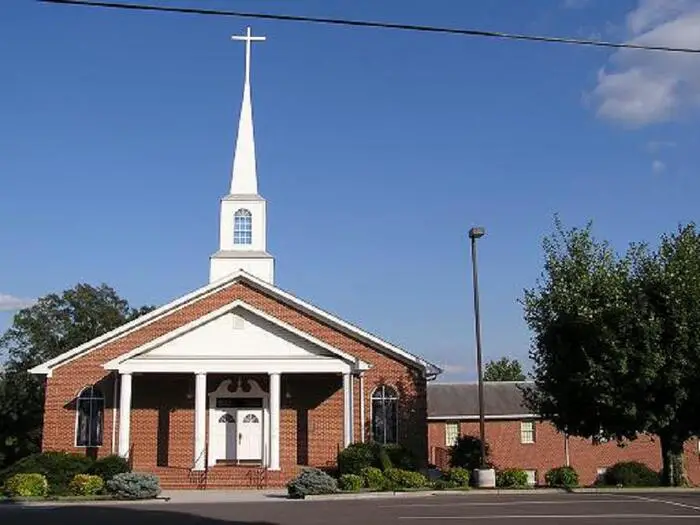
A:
[76,385,104,447]
[233,208,252,245]
[371,385,398,444]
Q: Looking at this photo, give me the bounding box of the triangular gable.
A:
[29,270,441,377]
[103,300,368,370]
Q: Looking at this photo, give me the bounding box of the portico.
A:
[103,301,370,472]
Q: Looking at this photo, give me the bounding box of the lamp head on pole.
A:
[469,226,486,239]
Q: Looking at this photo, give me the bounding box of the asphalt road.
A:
[3,492,700,524]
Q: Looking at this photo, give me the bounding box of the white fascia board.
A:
[427,414,542,421]
[28,270,250,376]
[116,358,352,375]
[103,299,369,371]
[237,271,442,375]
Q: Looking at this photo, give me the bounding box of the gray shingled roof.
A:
[427,382,536,418]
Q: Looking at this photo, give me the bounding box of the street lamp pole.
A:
[468,226,487,468]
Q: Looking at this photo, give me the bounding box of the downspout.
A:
[564,432,570,467]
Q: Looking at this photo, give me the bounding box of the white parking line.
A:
[382,498,633,508]
[627,495,700,513]
[399,514,700,520]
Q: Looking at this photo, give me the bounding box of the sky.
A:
[1,0,699,381]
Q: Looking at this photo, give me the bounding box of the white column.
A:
[269,372,281,471]
[343,372,353,447]
[193,372,207,471]
[359,373,365,443]
[117,373,132,458]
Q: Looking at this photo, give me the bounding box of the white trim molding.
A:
[427,414,542,421]
[29,270,438,378]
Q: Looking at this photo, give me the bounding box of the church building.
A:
[29,28,442,489]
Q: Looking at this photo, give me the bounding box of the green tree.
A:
[483,357,526,381]
[0,283,154,467]
[522,217,700,486]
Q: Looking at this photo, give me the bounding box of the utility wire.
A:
[40,0,700,55]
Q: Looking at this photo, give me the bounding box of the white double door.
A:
[212,406,263,462]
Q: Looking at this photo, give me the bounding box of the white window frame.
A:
[370,385,399,445]
[233,208,253,245]
[445,421,460,447]
[74,385,105,448]
[520,420,535,444]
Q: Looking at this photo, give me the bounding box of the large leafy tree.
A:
[522,218,700,486]
[0,283,154,467]
[483,357,526,381]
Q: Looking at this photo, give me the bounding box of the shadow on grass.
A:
[0,504,279,525]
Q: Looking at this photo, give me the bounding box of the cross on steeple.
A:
[231,26,266,86]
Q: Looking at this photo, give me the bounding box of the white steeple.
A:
[210,27,275,284]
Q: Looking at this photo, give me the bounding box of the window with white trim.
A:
[371,385,398,444]
[520,420,535,444]
[445,421,460,447]
[76,385,104,447]
[233,208,252,245]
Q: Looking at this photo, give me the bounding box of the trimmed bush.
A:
[360,466,385,490]
[441,467,471,487]
[3,473,48,498]
[433,479,461,490]
[383,444,417,471]
[338,474,363,492]
[376,445,393,471]
[90,455,130,482]
[106,472,161,500]
[496,468,529,488]
[449,435,490,471]
[545,466,579,488]
[287,468,338,499]
[603,461,660,487]
[383,468,428,489]
[70,474,104,496]
[338,443,377,475]
[0,451,93,495]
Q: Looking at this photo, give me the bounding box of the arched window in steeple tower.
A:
[233,208,253,245]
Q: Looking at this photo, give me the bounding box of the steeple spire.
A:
[229,27,266,195]
[210,27,274,285]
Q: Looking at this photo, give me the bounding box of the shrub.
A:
[383,444,417,471]
[496,468,529,488]
[338,443,377,475]
[287,468,338,499]
[376,445,393,471]
[545,466,579,488]
[106,472,161,500]
[338,474,363,492]
[69,474,104,496]
[360,466,385,490]
[441,467,471,487]
[90,455,130,482]
[433,479,461,490]
[0,451,93,495]
[383,468,428,489]
[3,473,48,498]
[603,461,660,487]
[449,435,490,471]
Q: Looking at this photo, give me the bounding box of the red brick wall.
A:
[41,280,427,475]
[428,419,700,486]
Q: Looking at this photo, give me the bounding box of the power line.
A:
[40,0,700,55]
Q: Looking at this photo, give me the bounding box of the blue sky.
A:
[1,0,699,381]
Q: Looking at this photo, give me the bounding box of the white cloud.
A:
[440,364,470,375]
[647,139,677,152]
[651,159,667,174]
[0,293,36,312]
[591,1,700,127]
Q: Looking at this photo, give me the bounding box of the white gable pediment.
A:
[103,301,367,373]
